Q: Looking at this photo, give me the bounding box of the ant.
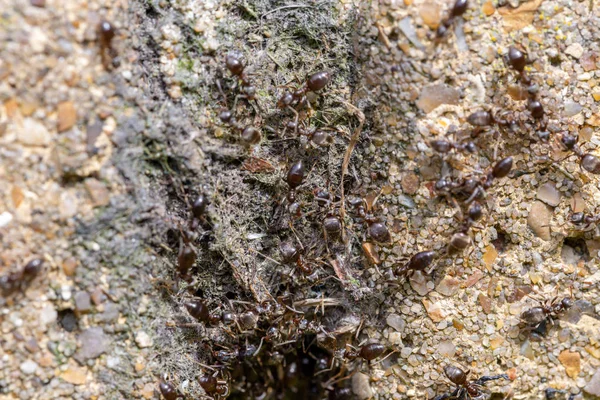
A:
[285,160,306,217]
[435,156,513,205]
[430,138,477,155]
[343,342,386,362]
[158,381,180,400]
[347,197,391,244]
[558,132,600,175]
[395,250,437,279]
[184,299,221,325]
[435,0,468,39]
[520,295,573,339]
[0,258,44,297]
[432,365,509,400]
[504,46,548,129]
[283,121,335,149]
[277,71,331,132]
[280,241,314,276]
[569,211,600,230]
[199,372,229,398]
[218,110,262,146]
[98,21,118,70]
[224,51,258,107]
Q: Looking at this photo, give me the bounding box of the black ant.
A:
[277,71,331,132]
[0,258,44,297]
[98,21,117,70]
[520,295,573,339]
[435,156,513,205]
[558,132,600,175]
[435,0,468,39]
[280,241,314,276]
[199,372,229,398]
[430,138,477,155]
[343,342,386,362]
[395,250,437,279]
[569,211,600,230]
[347,197,391,244]
[285,160,306,217]
[432,365,509,400]
[158,381,180,400]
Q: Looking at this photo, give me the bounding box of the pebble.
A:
[563,102,583,118]
[19,118,51,146]
[536,183,561,206]
[436,276,461,296]
[401,173,420,195]
[0,212,13,228]
[527,201,552,241]
[416,84,460,113]
[61,367,87,385]
[84,179,110,207]
[57,101,77,132]
[419,3,441,29]
[585,369,600,396]
[352,372,373,400]
[74,327,109,363]
[386,314,406,332]
[565,43,584,59]
[74,291,92,313]
[40,305,58,326]
[98,303,119,322]
[409,271,433,296]
[437,341,456,357]
[20,360,38,375]
[558,350,581,378]
[135,331,153,348]
[478,293,493,314]
[61,285,72,301]
[422,299,444,322]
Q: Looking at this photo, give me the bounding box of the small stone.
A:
[520,340,534,360]
[563,102,583,118]
[490,336,503,350]
[452,319,464,330]
[416,84,460,113]
[581,52,598,72]
[527,201,552,241]
[482,245,498,271]
[419,3,442,29]
[61,367,87,385]
[98,303,119,322]
[19,118,51,146]
[585,369,600,396]
[20,360,38,375]
[409,270,433,296]
[401,173,420,195]
[57,101,77,132]
[84,179,110,207]
[436,276,461,296]
[386,314,405,332]
[537,183,561,207]
[482,0,495,15]
[62,257,78,277]
[74,292,92,313]
[90,287,107,305]
[74,327,109,363]
[352,372,373,400]
[565,43,584,59]
[135,331,153,348]
[437,340,456,357]
[558,350,581,378]
[362,242,380,265]
[463,269,484,288]
[40,305,57,326]
[422,299,444,322]
[478,293,493,314]
[30,0,45,7]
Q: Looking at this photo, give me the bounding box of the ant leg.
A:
[473,374,509,385]
[286,105,300,135]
